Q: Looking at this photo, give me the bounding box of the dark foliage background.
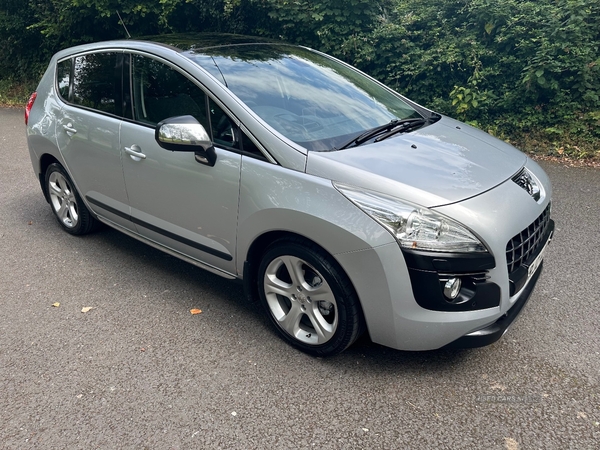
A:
[1,0,598,158]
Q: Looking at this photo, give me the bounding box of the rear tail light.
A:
[25,92,37,125]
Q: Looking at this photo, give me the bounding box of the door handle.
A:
[63,123,77,134]
[124,145,146,160]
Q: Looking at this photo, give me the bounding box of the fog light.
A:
[443,277,462,300]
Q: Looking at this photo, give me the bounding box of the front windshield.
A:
[188,45,421,151]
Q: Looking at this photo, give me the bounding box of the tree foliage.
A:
[1,0,598,157]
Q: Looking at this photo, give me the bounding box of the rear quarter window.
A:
[56,52,126,116]
[56,59,71,100]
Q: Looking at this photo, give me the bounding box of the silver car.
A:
[25,34,554,356]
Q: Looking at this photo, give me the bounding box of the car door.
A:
[120,53,242,274]
[54,51,134,231]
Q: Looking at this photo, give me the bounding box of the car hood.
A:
[305,116,527,207]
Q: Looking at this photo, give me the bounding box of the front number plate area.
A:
[527,233,552,279]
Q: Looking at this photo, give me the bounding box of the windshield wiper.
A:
[374,118,427,143]
[335,118,427,150]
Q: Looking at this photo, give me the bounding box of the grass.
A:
[0,79,37,106]
[505,131,600,166]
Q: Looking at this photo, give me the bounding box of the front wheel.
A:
[45,163,98,235]
[257,239,364,356]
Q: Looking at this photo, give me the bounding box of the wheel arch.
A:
[39,153,61,203]
[242,229,369,349]
[241,228,368,331]
[243,230,328,303]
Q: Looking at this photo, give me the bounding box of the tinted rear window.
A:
[71,53,120,115]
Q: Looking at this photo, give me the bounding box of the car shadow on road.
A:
[12,192,477,371]
[97,226,477,362]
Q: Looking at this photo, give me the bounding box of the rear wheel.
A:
[257,238,364,356]
[45,163,98,235]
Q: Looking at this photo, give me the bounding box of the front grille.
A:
[506,203,551,274]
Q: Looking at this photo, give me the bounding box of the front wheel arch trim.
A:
[242,231,367,332]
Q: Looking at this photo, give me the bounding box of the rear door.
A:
[54,51,134,231]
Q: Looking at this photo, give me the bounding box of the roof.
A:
[139,33,282,52]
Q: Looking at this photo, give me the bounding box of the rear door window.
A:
[72,53,122,116]
[57,52,127,118]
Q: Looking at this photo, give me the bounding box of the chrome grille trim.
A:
[506,203,551,274]
[438,272,490,281]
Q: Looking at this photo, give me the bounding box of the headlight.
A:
[335,183,487,253]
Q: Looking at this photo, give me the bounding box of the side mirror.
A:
[155,115,217,166]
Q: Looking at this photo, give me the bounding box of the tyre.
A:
[257,238,364,356]
[45,163,98,235]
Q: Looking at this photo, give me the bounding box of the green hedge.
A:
[2,0,598,158]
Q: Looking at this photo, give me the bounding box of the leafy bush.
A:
[1,0,598,158]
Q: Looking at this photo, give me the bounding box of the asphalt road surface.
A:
[1,107,599,449]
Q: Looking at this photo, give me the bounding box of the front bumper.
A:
[334,160,553,351]
[444,260,543,349]
[444,219,554,348]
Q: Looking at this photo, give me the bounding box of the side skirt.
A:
[96,215,238,280]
